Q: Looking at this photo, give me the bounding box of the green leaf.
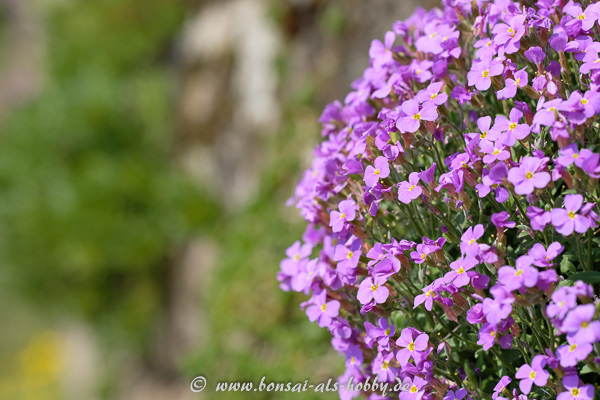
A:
[560,255,577,275]
[568,271,600,284]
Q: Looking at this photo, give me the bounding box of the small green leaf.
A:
[560,255,577,275]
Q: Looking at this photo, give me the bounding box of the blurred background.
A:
[0,0,435,399]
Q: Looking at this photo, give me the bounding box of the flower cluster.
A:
[280,1,600,399]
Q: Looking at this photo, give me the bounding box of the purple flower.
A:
[397,100,438,133]
[515,355,549,394]
[306,291,340,328]
[493,376,512,400]
[564,2,600,32]
[557,334,593,367]
[498,256,538,292]
[524,46,545,64]
[443,389,467,400]
[451,84,472,105]
[460,224,484,256]
[365,156,391,187]
[444,256,478,287]
[533,97,566,126]
[468,57,504,90]
[330,199,356,233]
[497,68,528,100]
[396,328,429,366]
[477,322,498,350]
[281,241,312,275]
[399,376,427,400]
[372,351,397,383]
[344,344,363,369]
[476,163,510,203]
[333,241,362,272]
[551,194,594,236]
[480,139,510,164]
[416,81,448,106]
[547,287,577,320]
[495,108,531,146]
[364,318,395,350]
[562,304,600,344]
[492,14,526,54]
[491,211,516,228]
[527,206,551,231]
[414,282,439,311]
[557,375,595,400]
[555,143,596,169]
[419,163,436,183]
[410,243,438,264]
[369,31,396,70]
[507,156,551,195]
[580,51,600,75]
[482,286,514,324]
[528,242,563,267]
[357,275,389,304]
[398,172,423,204]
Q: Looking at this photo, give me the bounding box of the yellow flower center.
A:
[426,290,433,297]
[515,269,524,276]
[374,168,381,175]
[482,70,490,78]
[578,14,586,19]
[382,361,390,370]
[347,251,354,260]
[480,131,487,139]
[421,253,426,259]
[509,122,517,130]
[581,98,589,105]
[410,386,418,393]
[582,321,589,328]
[516,78,521,85]
[572,388,581,397]
[595,59,600,64]
[568,211,576,219]
[493,149,500,155]
[529,371,536,380]
[416,69,423,74]
[569,344,577,352]
[321,304,327,311]
[385,328,391,336]
[490,330,496,337]
[409,184,416,191]
[573,153,579,159]
[457,267,465,274]
[294,254,300,261]
[351,356,356,364]
[430,32,437,39]
[525,171,534,179]
[430,93,438,100]
[413,113,422,120]
[371,284,379,292]
[340,213,346,219]
[486,41,492,47]
[549,107,556,111]
[408,342,415,351]
[468,238,475,245]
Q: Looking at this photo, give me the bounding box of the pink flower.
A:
[398,172,423,204]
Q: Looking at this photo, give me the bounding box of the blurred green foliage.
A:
[0,0,217,346]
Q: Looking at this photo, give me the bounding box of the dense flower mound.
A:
[279,1,600,399]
